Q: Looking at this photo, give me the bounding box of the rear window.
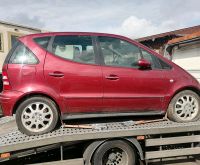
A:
[8,41,38,64]
[33,37,51,49]
[4,40,19,64]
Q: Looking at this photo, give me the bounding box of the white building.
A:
[165,31,200,82]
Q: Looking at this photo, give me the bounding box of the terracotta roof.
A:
[136,25,200,42]
[168,31,200,45]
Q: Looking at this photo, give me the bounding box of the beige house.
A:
[0,20,44,72]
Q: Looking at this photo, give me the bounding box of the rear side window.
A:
[9,42,38,64]
[50,35,96,64]
[34,37,51,49]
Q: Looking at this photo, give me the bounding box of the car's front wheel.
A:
[167,90,200,122]
[16,96,59,135]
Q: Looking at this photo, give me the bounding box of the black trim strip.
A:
[62,111,165,120]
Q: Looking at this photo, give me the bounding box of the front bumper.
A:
[0,90,24,116]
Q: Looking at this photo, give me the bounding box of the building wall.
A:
[0,23,42,71]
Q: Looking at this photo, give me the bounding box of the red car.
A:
[0,32,200,135]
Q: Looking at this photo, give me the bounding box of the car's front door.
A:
[44,35,103,114]
[97,36,170,114]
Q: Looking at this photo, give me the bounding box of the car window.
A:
[98,36,141,68]
[51,35,95,64]
[9,42,38,64]
[140,49,161,69]
[141,48,172,70]
[34,37,51,49]
[158,58,172,69]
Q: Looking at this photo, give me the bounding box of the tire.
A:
[16,96,59,135]
[92,140,136,165]
[167,90,200,122]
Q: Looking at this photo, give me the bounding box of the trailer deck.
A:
[0,116,199,154]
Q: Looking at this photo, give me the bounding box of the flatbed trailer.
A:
[0,116,199,165]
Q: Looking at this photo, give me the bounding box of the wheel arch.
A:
[173,86,200,98]
[165,86,200,121]
[12,92,62,119]
[83,137,144,165]
[164,86,200,112]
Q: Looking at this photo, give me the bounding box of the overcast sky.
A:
[0,0,199,38]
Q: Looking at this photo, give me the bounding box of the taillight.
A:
[2,71,11,90]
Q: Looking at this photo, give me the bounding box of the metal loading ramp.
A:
[0,117,200,154]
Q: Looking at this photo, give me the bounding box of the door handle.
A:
[105,74,119,80]
[48,72,64,77]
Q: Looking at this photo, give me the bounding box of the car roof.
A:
[19,32,130,40]
[19,32,169,61]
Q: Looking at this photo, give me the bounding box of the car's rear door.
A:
[44,35,103,114]
[97,36,170,114]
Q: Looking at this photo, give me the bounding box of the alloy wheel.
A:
[174,95,199,121]
[21,102,54,133]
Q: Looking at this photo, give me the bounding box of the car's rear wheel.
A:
[16,96,59,135]
[167,90,200,122]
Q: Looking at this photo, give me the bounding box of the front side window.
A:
[9,42,38,64]
[98,36,141,68]
[158,58,172,69]
[51,35,96,64]
[140,49,161,69]
[141,48,172,70]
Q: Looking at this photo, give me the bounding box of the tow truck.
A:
[0,115,199,165]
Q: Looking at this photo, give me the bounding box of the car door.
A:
[97,36,170,114]
[44,35,103,114]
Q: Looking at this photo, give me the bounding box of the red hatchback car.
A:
[1,32,200,135]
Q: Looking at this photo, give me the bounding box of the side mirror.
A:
[138,59,151,69]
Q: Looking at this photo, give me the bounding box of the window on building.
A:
[0,33,3,51]
[11,35,19,48]
[8,32,24,50]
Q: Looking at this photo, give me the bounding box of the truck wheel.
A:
[167,90,200,122]
[92,140,136,165]
[16,96,59,135]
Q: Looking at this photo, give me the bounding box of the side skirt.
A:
[61,111,165,120]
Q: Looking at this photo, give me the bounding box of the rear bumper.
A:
[0,90,24,116]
